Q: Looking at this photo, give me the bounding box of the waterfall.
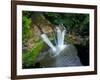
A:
[41,34,56,52]
[61,30,66,46]
[56,25,66,51]
[56,27,62,48]
[36,25,82,67]
[41,25,66,57]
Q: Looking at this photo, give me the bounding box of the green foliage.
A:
[22,11,32,43]
[43,12,89,47]
[44,12,89,36]
[22,41,44,68]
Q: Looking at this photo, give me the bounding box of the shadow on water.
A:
[75,44,89,66]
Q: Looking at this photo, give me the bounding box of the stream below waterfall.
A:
[35,44,82,68]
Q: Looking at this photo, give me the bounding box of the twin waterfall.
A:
[36,25,82,67]
[41,25,66,57]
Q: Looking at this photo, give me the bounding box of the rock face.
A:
[23,13,54,52]
[31,13,54,34]
[36,44,82,67]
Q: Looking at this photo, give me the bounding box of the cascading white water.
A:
[61,30,66,46]
[56,26,66,50]
[56,27,62,47]
[41,25,66,57]
[41,34,56,52]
